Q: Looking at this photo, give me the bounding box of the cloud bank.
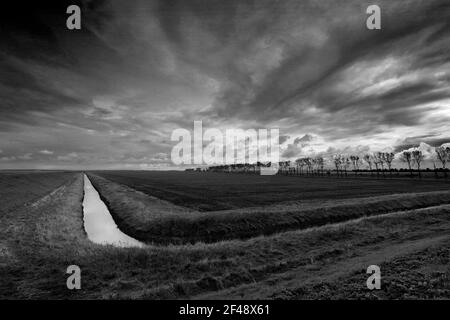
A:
[0,0,449,169]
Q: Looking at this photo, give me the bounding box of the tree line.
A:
[201,145,450,178]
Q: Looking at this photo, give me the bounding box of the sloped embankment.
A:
[87,173,450,245]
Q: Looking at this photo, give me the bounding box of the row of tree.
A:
[204,146,450,177]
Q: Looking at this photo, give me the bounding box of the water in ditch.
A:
[82,174,145,248]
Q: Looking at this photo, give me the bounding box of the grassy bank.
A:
[88,173,450,244]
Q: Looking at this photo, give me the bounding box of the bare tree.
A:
[401,151,413,176]
[315,156,324,176]
[278,161,290,175]
[295,158,302,175]
[363,154,373,176]
[412,150,424,177]
[373,154,380,177]
[343,157,351,176]
[302,158,307,175]
[375,152,385,176]
[350,155,360,176]
[333,155,342,176]
[384,152,395,177]
[436,146,450,178]
[301,158,307,175]
[286,160,291,175]
[304,158,313,175]
[311,158,317,175]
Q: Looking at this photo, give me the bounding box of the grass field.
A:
[0,171,76,216]
[88,173,450,244]
[92,171,450,211]
[1,171,450,299]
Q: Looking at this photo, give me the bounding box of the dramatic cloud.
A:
[393,134,450,153]
[0,0,449,169]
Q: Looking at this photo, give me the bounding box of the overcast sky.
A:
[0,0,449,169]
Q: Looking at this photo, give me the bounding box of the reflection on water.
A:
[82,174,145,248]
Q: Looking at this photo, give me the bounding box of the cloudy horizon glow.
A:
[1,0,449,170]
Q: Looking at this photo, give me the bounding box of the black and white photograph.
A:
[1,0,450,307]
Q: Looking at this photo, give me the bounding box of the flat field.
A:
[1,171,450,299]
[0,171,77,216]
[92,170,450,211]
